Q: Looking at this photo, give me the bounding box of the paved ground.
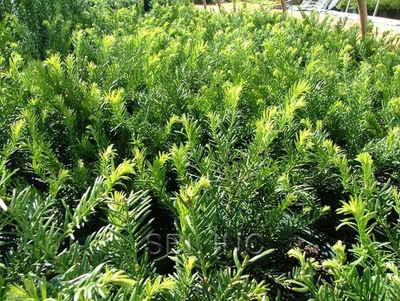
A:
[327,10,400,35]
[195,2,400,38]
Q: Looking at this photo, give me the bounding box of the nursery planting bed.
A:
[197,2,400,36]
[2,2,400,300]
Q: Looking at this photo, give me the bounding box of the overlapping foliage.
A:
[1,1,400,300]
[336,0,400,12]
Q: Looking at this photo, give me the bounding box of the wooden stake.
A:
[345,0,351,13]
[281,0,287,13]
[216,0,222,12]
[357,0,368,38]
[373,0,380,17]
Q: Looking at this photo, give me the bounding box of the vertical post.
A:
[281,0,287,13]
[216,0,222,12]
[202,0,207,9]
[243,0,247,9]
[233,0,237,12]
[357,0,368,38]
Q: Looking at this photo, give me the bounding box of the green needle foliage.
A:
[1,1,400,300]
[287,153,400,300]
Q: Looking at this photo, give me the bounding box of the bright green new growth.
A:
[1,1,400,300]
[288,153,400,300]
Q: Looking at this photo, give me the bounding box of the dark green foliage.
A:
[336,0,400,12]
[1,2,400,300]
[0,0,88,59]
